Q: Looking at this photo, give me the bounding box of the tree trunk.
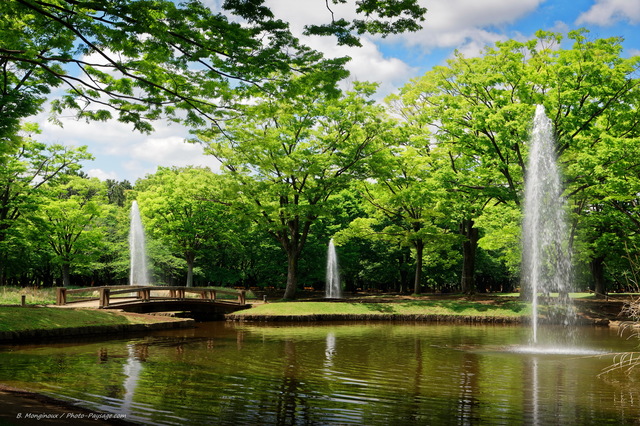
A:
[0,256,6,287]
[591,255,606,298]
[185,251,196,287]
[460,219,479,294]
[186,262,194,287]
[62,263,71,288]
[283,251,299,299]
[396,252,409,293]
[413,239,424,295]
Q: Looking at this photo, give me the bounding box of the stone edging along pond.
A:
[224,313,529,323]
[225,310,616,325]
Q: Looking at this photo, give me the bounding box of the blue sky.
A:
[35,0,640,183]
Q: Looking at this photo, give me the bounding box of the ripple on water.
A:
[506,345,610,356]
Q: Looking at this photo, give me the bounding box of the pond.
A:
[1,322,639,425]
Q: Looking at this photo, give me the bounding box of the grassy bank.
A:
[228,299,531,322]
[0,306,173,333]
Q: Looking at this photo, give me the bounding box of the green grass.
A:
[0,306,169,333]
[234,299,530,318]
[0,287,57,305]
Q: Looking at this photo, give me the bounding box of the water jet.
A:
[326,239,341,299]
[522,105,576,346]
[129,200,150,286]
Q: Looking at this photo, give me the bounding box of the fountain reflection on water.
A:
[324,332,336,370]
[121,344,141,413]
[520,105,578,352]
[326,239,341,299]
[129,200,150,286]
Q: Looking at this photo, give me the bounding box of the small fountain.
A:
[326,239,341,298]
[129,200,150,286]
[521,105,576,346]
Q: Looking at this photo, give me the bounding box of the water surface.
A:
[1,322,638,424]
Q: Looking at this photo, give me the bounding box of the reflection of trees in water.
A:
[402,337,424,423]
[276,339,307,424]
[600,302,640,417]
[605,376,640,419]
[599,334,640,421]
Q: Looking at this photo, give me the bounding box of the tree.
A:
[0,127,92,284]
[197,81,392,299]
[28,175,110,287]
[390,29,640,295]
[342,128,456,294]
[105,179,132,207]
[1,0,426,140]
[136,166,234,287]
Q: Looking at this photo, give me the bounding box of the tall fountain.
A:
[522,105,575,345]
[326,239,342,299]
[129,200,150,286]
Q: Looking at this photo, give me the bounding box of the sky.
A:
[35,0,640,183]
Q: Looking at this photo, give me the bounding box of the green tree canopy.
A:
[340,126,456,294]
[389,29,640,294]
[1,0,426,144]
[0,127,92,284]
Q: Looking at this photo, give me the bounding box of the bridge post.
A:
[136,288,151,301]
[99,287,110,308]
[238,290,246,305]
[56,287,67,305]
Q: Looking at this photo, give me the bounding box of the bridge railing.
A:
[56,286,246,308]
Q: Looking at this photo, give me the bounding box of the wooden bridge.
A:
[56,286,250,317]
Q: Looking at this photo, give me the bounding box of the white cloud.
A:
[304,36,417,96]
[389,0,544,50]
[37,112,219,182]
[129,136,220,170]
[265,0,355,33]
[576,0,640,26]
[86,168,119,181]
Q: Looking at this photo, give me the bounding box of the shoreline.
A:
[224,313,614,325]
[0,310,195,343]
[225,297,627,326]
[225,313,528,323]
